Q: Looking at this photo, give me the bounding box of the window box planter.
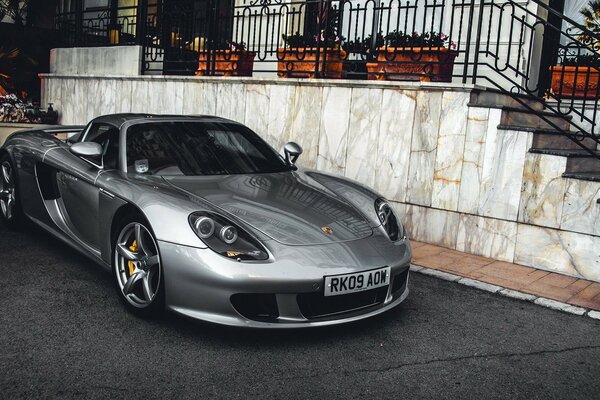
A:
[277,47,347,79]
[196,50,256,77]
[366,47,456,82]
[550,66,600,99]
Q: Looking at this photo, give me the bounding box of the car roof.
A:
[91,113,235,128]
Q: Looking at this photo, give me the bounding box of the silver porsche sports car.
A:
[0,114,411,328]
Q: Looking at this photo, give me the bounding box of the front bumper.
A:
[158,235,412,328]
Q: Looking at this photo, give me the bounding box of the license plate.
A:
[324,267,391,297]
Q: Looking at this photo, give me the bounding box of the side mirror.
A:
[70,142,103,166]
[282,142,303,165]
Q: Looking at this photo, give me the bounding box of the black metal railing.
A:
[453,0,600,157]
[55,0,600,158]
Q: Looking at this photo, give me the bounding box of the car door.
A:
[55,123,120,249]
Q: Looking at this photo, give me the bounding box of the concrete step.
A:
[562,171,600,182]
[469,89,545,111]
[566,154,600,174]
[530,147,600,174]
[499,107,572,131]
[531,130,599,151]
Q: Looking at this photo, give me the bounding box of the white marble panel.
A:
[130,80,149,113]
[75,78,91,124]
[88,79,102,118]
[478,129,530,221]
[161,80,184,115]
[115,79,133,113]
[200,81,217,115]
[291,85,323,169]
[145,80,163,114]
[456,214,517,262]
[518,153,567,229]
[432,91,469,211]
[229,84,247,123]
[215,82,233,119]
[403,204,459,249]
[59,78,75,125]
[45,78,63,113]
[182,80,204,115]
[40,79,47,110]
[406,91,443,206]
[317,86,352,175]
[94,79,117,118]
[267,84,296,151]
[560,178,600,236]
[345,87,382,188]
[244,84,270,135]
[457,107,490,214]
[375,90,416,203]
[515,224,600,281]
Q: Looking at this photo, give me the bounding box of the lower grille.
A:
[297,286,388,319]
[392,269,409,294]
[231,293,279,322]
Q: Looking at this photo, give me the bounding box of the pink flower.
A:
[440,33,447,40]
[450,41,457,50]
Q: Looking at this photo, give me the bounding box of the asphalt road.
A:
[1,221,599,400]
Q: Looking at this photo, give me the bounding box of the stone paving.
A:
[411,241,600,313]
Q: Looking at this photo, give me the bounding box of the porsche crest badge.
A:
[321,226,334,235]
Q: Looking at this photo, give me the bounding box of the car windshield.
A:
[126,121,293,176]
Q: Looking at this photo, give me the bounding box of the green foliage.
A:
[282,32,343,48]
[384,31,451,48]
[345,33,384,54]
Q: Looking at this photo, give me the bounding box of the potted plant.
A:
[277,32,347,79]
[549,1,600,99]
[196,40,256,77]
[550,55,600,99]
[366,31,457,82]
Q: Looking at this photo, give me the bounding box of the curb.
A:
[411,264,600,321]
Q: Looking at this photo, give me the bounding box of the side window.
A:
[85,123,120,170]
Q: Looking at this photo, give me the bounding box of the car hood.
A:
[163,172,373,246]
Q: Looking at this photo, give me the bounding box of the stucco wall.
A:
[39,74,600,282]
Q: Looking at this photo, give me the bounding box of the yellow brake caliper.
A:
[128,240,138,276]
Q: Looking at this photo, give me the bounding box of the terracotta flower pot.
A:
[367,47,456,82]
[277,47,347,79]
[550,66,600,99]
[196,50,256,77]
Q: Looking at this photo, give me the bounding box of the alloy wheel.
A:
[114,222,162,308]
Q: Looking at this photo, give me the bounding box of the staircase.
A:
[469,89,600,190]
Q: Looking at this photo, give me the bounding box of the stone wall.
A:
[39,74,600,282]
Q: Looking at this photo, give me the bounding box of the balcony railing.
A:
[55,0,600,158]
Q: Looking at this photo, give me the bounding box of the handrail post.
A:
[462,0,477,83]
[471,0,486,84]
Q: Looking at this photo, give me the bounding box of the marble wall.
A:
[40,74,600,282]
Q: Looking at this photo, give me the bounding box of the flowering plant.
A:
[384,31,456,49]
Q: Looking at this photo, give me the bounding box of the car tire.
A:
[112,213,165,318]
[0,153,24,228]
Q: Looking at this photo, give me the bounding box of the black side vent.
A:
[35,163,60,200]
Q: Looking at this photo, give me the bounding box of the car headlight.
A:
[189,212,269,261]
[375,199,404,241]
